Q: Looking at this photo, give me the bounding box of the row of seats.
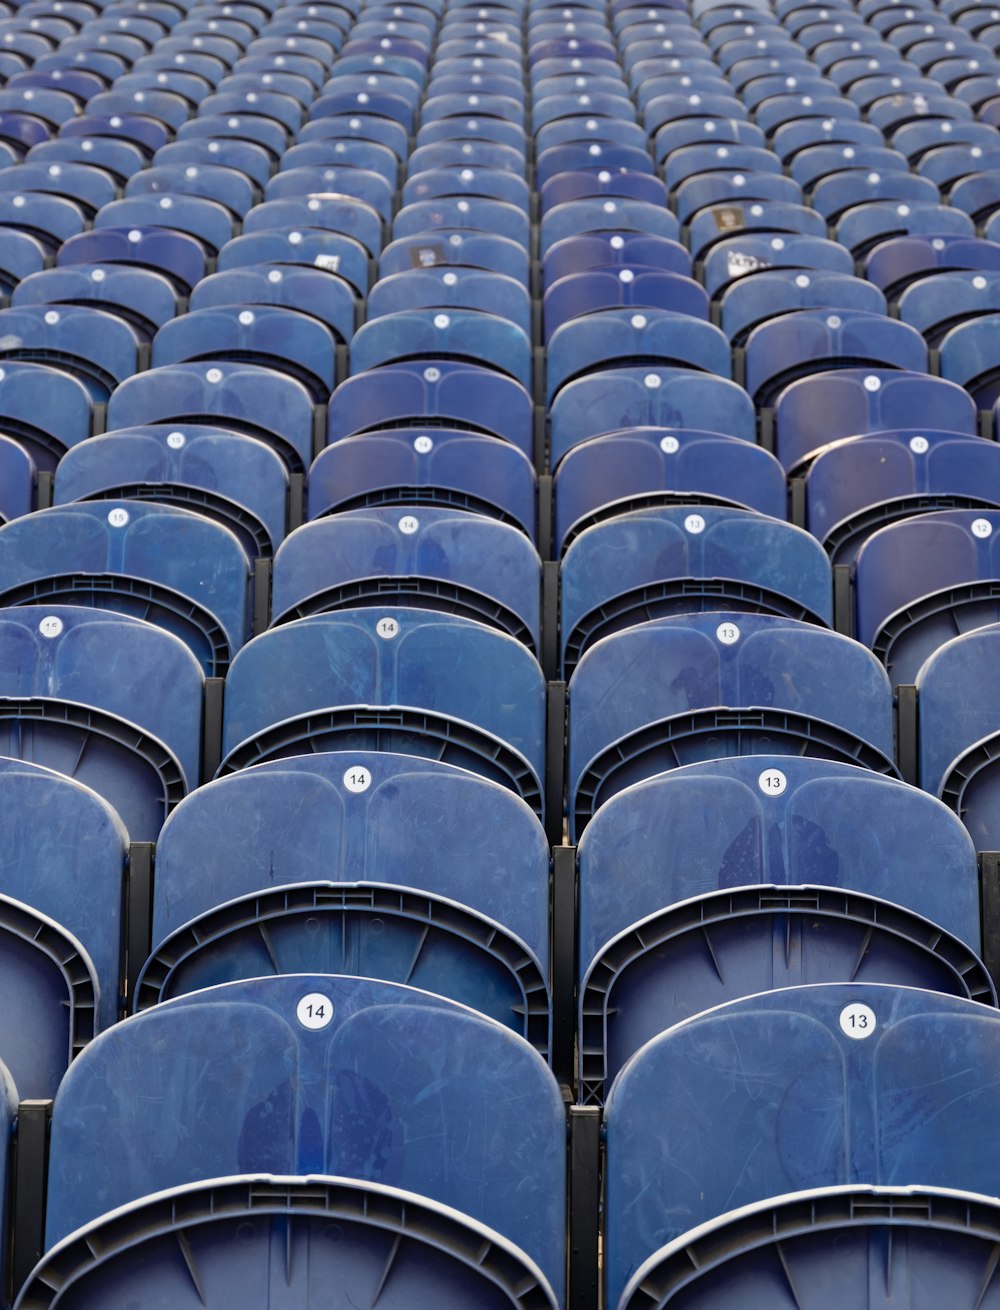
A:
[3,0,1000,1305]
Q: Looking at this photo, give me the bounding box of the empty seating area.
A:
[2,0,1000,1304]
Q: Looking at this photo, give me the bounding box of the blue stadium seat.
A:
[891,116,1000,161]
[538,168,667,213]
[152,303,337,399]
[560,506,832,674]
[12,263,180,338]
[604,984,1000,1310]
[108,361,316,473]
[350,307,533,392]
[126,160,258,218]
[806,428,1000,564]
[578,759,990,1104]
[61,112,171,159]
[0,190,86,251]
[720,269,886,343]
[835,198,976,257]
[568,611,896,838]
[550,366,756,466]
[865,233,1000,302]
[540,197,680,258]
[661,141,782,192]
[217,227,369,297]
[0,759,129,1100]
[95,192,237,256]
[939,314,1000,406]
[58,226,208,296]
[0,360,95,472]
[770,114,884,161]
[0,303,142,402]
[407,138,524,178]
[543,268,708,340]
[0,159,117,217]
[308,428,537,538]
[0,605,202,841]
[743,308,927,407]
[378,229,530,283]
[176,111,288,161]
[0,500,251,674]
[280,136,400,184]
[855,508,1000,686]
[150,137,273,190]
[329,360,534,454]
[54,425,288,558]
[535,141,654,189]
[402,164,531,212]
[552,426,786,551]
[188,264,356,343]
[137,752,551,1054]
[542,232,691,290]
[701,231,853,300]
[265,162,393,220]
[0,228,47,298]
[392,195,529,249]
[898,268,1000,343]
[916,623,1000,850]
[220,608,546,819]
[367,266,532,337]
[22,974,566,1310]
[243,192,383,256]
[546,309,732,402]
[772,368,977,472]
[270,508,541,651]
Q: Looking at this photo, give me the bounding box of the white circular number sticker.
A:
[972,518,993,539]
[296,993,334,1030]
[414,435,433,454]
[107,508,130,528]
[684,513,705,534]
[167,431,186,449]
[908,436,928,454]
[717,621,740,645]
[342,765,371,793]
[39,615,63,639]
[758,768,787,796]
[398,515,419,535]
[376,616,399,640]
[839,1003,876,1040]
[659,435,679,454]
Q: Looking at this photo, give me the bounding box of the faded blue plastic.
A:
[328,361,535,455]
[55,425,289,558]
[604,983,1000,1309]
[309,427,537,539]
[0,759,128,1097]
[153,303,337,400]
[0,605,202,839]
[807,429,1000,564]
[546,309,732,401]
[139,751,550,1050]
[577,757,990,1103]
[743,308,927,406]
[918,623,1000,850]
[108,362,316,474]
[772,369,978,472]
[271,507,542,649]
[855,509,1000,686]
[550,368,755,467]
[221,608,546,816]
[34,975,565,1307]
[568,610,896,837]
[0,501,252,674]
[560,506,832,674]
